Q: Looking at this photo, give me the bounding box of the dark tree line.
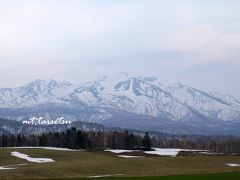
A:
[0,128,152,150]
[1,128,240,153]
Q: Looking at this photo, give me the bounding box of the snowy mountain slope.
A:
[0,73,240,135]
[0,79,74,108]
[71,74,200,121]
[165,83,240,122]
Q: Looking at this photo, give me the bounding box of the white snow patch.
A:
[199,152,215,155]
[0,164,26,170]
[40,147,79,151]
[225,163,240,167]
[144,148,181,156]
[88,175,112,178]
[5,146,79,151]
[11,151,55,163]
[105,149,139,154]
[88,174,123,178]
[117,155,144,158]
[0,166,16,170]
[105,148,207,157]
[144,148,207,156]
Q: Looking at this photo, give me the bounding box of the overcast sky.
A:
[0,0,240,97]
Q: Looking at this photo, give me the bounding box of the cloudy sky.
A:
[0,0,240,97]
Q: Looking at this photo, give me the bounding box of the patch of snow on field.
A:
[144,148,181,156]
[40,147,79,151]
[88,174,123,178]
[0,164,26,170]
[5,147,79,151]
[199,152,215,155]
[225,163,240,167]
[144,148,207,156]
[0,166,16,170]
[105,149,139,154]
[11,151,55,163]
[105,148,207,156]
[117,155,144,158]
[88,175,112,178]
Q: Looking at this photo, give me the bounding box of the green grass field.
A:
[0,148,240,179]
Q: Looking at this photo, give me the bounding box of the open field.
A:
[48,173,240,180]
[0,148,240,179]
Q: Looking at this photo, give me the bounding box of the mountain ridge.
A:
[0,73,240,135]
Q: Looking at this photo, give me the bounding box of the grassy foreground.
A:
[0,148,240,179]
[52,172,240,180]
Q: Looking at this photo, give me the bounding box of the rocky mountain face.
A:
[0,73,240,136]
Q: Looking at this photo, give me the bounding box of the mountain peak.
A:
[0,75,240,127]
[25,79,73,87]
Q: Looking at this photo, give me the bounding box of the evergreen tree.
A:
[16,134,22,147]
[126,133,136,149]
[39,133,47,146]
[142,132,151,150]
[75,130,85,149]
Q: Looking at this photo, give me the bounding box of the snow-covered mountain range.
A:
[1,72,240,135]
